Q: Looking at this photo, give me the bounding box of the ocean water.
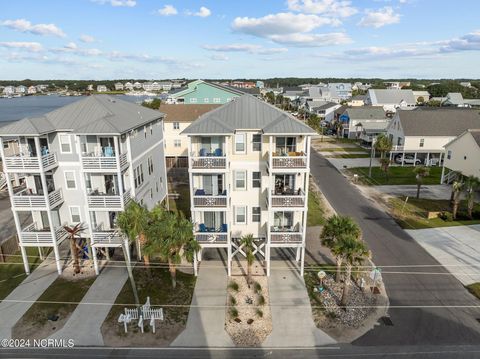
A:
[0,95,155,125]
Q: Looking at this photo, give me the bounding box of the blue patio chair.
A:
[220,223,227,233]
[104,146,114,157]
[199,148,207,157]
[195,189,206,195]
[221,189,227,196]
[199,223,207,232]
[214,148,223,157]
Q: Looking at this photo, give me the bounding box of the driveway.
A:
[374,184,452,200]
[309,148,480,346]
[324,157,380,171]
[406,225,480,286]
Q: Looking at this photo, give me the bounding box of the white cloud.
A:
[269,32,351,46]
[158,5,178,16]
[64,42,78,50]
[1,19,66,37]
[439,30,480,52]
[287,0,357,17]
[187,6,211,17]
[210,54,229,61]
[202,43,288,54]
[358,7,400,28]
[79,34,96,43]
[0,41,43,52]
[91,0,136,7]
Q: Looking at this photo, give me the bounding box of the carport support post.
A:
[401,151,405,166]
[52,243,62,275]
[227,244,232,276]
[426,152,430,166]
[91,245,99,275]
[295,246,301,262]
[413,152,417,166]
[266,245,271,277]
[20,246,30,275]
[300,246,305,277]
[193,251,198,276]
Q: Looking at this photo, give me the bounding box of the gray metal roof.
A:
[310,102,339,111]
[0,95,164,136]
[345,107,386,120]
[471,129,480,147]
[397,108,480,136]
[359,120,390,133]
[368,89,416,105]
[182,95,316,135]
[444,92,464,105]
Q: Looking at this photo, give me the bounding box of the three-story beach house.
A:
[0,96,168,275]
[182,95,316,276]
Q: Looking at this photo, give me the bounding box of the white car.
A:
[394,154,422,165]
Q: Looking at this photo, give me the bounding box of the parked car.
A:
[394,154,422,165]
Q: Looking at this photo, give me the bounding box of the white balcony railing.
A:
[48,188,63,208]
[392,145,404,151]
[271,156,307,169]
[87,189,131,209]
[12,188,64,209]
[195,232,228,244]
[91,230,124,246]
[3,153,57,172]
[270,229,303,244]
[191,157,227,170]
[20,222,68,245]
[270,191,305,208]
[193,195,227,207]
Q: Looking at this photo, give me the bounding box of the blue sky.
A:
[0,0,479,80]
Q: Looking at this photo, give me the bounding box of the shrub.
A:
[228,281,239,292]
[253,281,262,293]
[256,309,263,318]
[326,311,337,319]
[229,295,237,306]
[229,307,239,319]
[257,294,265,306]
[438,211,453,222]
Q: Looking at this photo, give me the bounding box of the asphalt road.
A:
[309,149,480,346]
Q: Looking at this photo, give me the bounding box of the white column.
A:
[227,242,232,276]
[426,152,430,166]
[413,152,417,166]
[300,246,305,277]
[193,251,198,276]
[401,151,405,166]
[295,247,301,262]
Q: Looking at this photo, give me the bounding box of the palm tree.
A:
[451,180,464,219]
[320,215,361,283]
[117,201,150,266]
[413,166,430,199]
[240,234,255,288]
[464,176,480,219]
[64,223,86,274]
[144,208,200,288]
[374,134,393,181]
[338,236,369,307]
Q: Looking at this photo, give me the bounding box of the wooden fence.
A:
[0,235,20,262]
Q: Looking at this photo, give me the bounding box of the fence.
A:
[0,235,19,262]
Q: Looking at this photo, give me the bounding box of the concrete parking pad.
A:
[406,225,480,286]
[171,260,234,347]
[325,157,380,171]
[263,256,336,347]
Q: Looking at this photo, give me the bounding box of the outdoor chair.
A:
[195,189,206,196]
[214,148,223,157]
[199,148,207,157]
[199,223,207,232]
[220,223,228,233]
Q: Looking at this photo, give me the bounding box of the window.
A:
[174,139,181,147]
[419,138,424,147]
[173,122,180,130]
[59,134,71,153]
[134,164,144,188]
[147,156,154,175]
[69,206,81,223]
[252,134,262,151]
[150,188,153,199]
[213,98,221,103]
[235,133,246,153]
[235,206,247,224]
[150,124,153,135]
[235,171,246,190]
[447,150,452,160]
[156,181,159,192]
[252,172,261,188]
[276,137,296,154]
[144,126,147,139]
[204,98,209,103]
[190,98,197,103]
[252,207,261,223]
[64,171,76,189]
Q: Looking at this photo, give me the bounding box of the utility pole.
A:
[369,137,376,178]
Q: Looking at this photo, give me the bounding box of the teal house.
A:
[167,80,245,104]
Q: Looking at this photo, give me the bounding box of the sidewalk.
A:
[49,266,128,346]
[0,245,68,339]
[171,260,234,347]
[263,254,336,347]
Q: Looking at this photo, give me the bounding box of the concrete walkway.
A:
[406,225,480,286]
[0,245,68,339]
[263,255,336,347]
[49,266,128,346]
[171,260,233,347]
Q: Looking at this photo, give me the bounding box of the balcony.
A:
[270,190,305,208]
[81,152,128,172]
[3,153,58,172]
[12,188,63,209]
[194,223,228,244]
[191,156,227,170]
[270,225,303,244]
[19,222,68,246]
[91,230,124,247]
[270,153,307,170]
[192,189,228,208]
[87,189,131,210]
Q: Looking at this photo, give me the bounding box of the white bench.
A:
[118,297,164,333]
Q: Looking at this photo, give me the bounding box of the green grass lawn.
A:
[168,184,191,218]
[388,196,480,229]
[103,264,196,333]
[307,189,326,227]
[13,275,95,338]
[0,247,44,300]
[466,283,480,300]
[319,147,368,152]
[348,166,443,186]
